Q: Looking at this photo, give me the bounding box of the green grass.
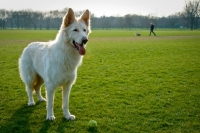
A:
[0,29,200,133]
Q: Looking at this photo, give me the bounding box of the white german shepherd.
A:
[18,8,91,120]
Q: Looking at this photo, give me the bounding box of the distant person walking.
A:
[149,23,156,36]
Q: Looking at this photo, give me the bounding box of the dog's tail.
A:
[33,75,43,93]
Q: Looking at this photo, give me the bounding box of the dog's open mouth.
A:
[73,40,86,55]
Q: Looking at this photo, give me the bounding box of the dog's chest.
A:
[51,57,81,80]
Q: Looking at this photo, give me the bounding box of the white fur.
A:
[18,8,91,120]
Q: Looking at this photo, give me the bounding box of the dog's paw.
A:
[39,98,46,102]
[46,115,55,121]
[65,115,75,120]
[28,102,35,106]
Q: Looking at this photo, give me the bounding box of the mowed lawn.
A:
[0,29,200,133]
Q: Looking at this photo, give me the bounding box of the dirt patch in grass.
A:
[90,36,199,42]
[0,39,48,46]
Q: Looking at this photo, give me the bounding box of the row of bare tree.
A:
[0,0,199,30]
[182,0,200,30]
[0,9,66,30]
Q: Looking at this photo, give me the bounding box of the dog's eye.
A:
[83,29,86,32]
[73,29,78,32]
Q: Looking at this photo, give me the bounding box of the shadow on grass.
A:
[0,104,36,133]
[0,102,53,133]
[1,103,98,133]
[56,118,99,133]
[88,127,98,133]
[39,118,70,133]
[56,118,75,133]
[39,120,51,133]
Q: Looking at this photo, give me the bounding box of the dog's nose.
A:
[82,37,88,44]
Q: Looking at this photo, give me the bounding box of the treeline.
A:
[0,0,200,30]
[0,9,66,30]
[91,13,189,29]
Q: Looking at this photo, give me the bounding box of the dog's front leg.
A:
[62,83,75,120]
[46,87,56,120]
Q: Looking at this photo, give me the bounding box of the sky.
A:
[0,0,185,17]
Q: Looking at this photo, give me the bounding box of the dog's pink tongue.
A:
[78,45,86,55]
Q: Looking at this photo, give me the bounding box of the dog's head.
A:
[61,8,91,55]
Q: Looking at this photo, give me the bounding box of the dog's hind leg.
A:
[26,84,35,106]
[34,75,46,102]
[19,57,37,106]
[22,67,37,106]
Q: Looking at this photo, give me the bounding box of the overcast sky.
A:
[0,0,185,17]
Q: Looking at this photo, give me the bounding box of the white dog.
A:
[18,8,91,120]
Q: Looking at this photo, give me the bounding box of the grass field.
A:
[0,29,200,133]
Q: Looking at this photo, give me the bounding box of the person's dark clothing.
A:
[150,24,154,30]
[149,24,156,36]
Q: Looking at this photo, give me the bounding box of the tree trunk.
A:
[191,17,194,30]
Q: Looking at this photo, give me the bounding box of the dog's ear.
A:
[80,9,90,26]
[63,8,76,28]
